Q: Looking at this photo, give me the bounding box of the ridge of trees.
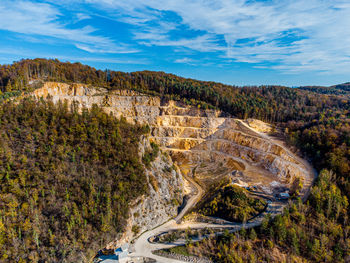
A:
[298,84,350,95]
[0,58,348,122]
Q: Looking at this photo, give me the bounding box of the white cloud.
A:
[138,33,224,53]
[82,0,350,73]
[0,0,136,54]
[75,13,91,21]
[75,44,138,54]
[174,58,194,64]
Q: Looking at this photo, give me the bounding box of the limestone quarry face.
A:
[106,136,184,248]
[31,82,312,240]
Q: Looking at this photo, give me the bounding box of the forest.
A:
[0,98,149,262]
[195,182,266,223]
[299,83,350,95]
[0,58,349,262]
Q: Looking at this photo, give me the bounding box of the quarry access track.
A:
[129,123,316,263]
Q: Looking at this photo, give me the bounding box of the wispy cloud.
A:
[174,57,194,64]
[2,0,350,74]
[0,0,136,54]
[75,13,91,21]
[82,0,350,73]
[138,33,224,53]
[75,44,138,54]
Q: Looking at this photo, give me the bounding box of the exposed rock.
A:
[30,81,312,246]
[245,118,273,133]
[32,82,309,187]
[113,137,184,246]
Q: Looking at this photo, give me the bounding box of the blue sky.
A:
[1,0,350,86]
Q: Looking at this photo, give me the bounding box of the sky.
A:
[0,0,350,86]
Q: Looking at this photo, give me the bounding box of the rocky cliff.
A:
[31,82,313,243]
[106,136,184,248]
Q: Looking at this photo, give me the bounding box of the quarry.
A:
[32,82,315,262]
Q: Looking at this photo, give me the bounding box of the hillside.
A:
[332,82,350,92]
[173,169,349,262]
[0,97,184,262]
[299,82,350,95]
[1,59,348,123]
[2,59,348,187]
[0,59,349,262]
[31,82,313,204]
[0,99,148,261]
[1,59,348,183]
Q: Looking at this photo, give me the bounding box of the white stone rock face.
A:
[31,82,311,245]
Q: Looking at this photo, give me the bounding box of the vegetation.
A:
[0,99,149,262]
[157,228,217,244]
[1,58,348,123]
[179,170,349,262]
[287,117,350,195]
[299,83,350,95]
[142,141,159,167]
[162,246,191,257]
[0,58,349,262]
[196,184,266,222]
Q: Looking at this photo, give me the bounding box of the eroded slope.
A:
[32,83,313,199]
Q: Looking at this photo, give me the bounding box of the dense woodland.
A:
[0,59,349,262]
[0,99,149,262]
[195,183,266,223]
[299,83,350,95]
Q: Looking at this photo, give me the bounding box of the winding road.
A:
[128,121,316,263]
